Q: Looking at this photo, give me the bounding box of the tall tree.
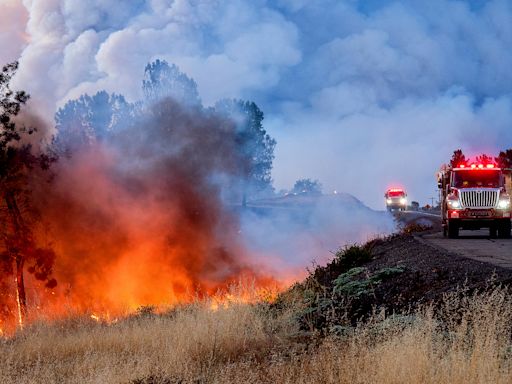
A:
[0,62,56,329]
[214,99,276,203]
[56,61,277,206]
[54,91,134,153]
[450,149,466,168]
[143,60,201,106]
[496,149,512,168]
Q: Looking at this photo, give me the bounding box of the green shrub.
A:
[335,245,372,270]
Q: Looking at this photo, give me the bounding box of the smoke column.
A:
[26,98,276,315]
[3,0,512,207]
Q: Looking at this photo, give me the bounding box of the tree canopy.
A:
[55,60,277,203]
[449,149,512,169]
[54,91,134,152]
[476,153,493,164]
[143,60,200,106]
[214,99,275,199]
[449,149,466,168]
[496,149,512,168]
[291,178,322,195]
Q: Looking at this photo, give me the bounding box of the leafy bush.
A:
[293,263,406,333]
[334,245,372,271]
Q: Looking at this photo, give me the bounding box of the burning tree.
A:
[0,62,56,329]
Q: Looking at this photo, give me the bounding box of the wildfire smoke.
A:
[0,98,280,331]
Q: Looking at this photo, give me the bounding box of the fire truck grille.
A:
[459,190,499,209]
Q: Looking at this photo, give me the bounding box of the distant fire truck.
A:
[437,162,512,238]
[385,188,407,211]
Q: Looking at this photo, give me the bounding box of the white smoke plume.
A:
[2,0,512,208]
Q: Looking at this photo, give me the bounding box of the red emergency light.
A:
[467,163,496,170]
[458,164,465,168]
[388,188,404,192]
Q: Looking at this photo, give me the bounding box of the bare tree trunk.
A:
[4,192,28,329]
[15,256,26,329]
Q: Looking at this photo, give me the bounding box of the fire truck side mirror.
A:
[437,181,442,189]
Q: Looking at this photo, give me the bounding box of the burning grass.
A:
[3,236,512,383]
[2,286,512,383]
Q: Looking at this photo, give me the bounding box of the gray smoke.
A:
[3,1,512,206]
[240,193,395,277]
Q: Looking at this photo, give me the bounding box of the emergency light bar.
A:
[458,163,497,170]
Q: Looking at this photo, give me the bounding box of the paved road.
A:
[420,230,512,269]
[394,210,442,230]
[394,211,512,269]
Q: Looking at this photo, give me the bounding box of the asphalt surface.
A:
[396,210,512,269]
[395,210,442,229]
[419,230,512,269]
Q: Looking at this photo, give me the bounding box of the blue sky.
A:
[2,0,512,208]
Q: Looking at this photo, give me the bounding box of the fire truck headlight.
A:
[400,198,407,205]
[498,199,510,210]
[386,198,392,204]
[448,199,461,209]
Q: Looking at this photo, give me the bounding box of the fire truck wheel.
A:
[490,226,498,239]
[443,226,447,237]
[498,221,511,239]
[447,222,459,238]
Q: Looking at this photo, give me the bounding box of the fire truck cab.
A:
[385,188,407,211]
[437,162,512,238]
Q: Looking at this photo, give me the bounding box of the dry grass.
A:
[2,288,512,383]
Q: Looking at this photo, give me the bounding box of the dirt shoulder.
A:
[368,234,512,307]
[286,233,512,330]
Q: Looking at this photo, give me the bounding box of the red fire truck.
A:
[385,188,407,211]
[437,162,511,238]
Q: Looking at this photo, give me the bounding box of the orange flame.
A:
[0,101,299,330]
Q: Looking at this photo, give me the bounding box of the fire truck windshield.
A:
[452,170,501,188]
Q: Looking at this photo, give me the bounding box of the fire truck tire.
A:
[443,226,447,237]
[447,222,459,238]
[498,221,511,239]
[490,226,498,238]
